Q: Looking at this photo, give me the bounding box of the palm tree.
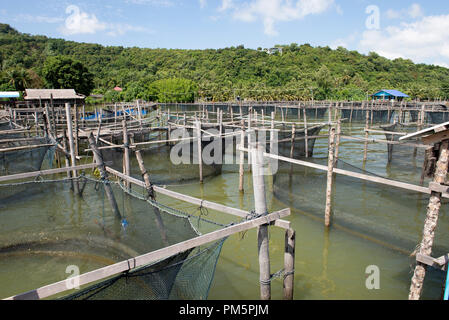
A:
[6,68,31,91]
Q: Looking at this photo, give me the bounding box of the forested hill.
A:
[1,23,448,102]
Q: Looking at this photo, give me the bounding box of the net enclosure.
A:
[0,175,226,300]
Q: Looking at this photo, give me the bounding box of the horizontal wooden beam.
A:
[416,253,448,271]
[0,163,99,182]
[6,208,290,300]
[238,147,449,199]
[105,166,291,230]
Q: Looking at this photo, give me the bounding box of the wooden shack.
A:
[23,89,85,106]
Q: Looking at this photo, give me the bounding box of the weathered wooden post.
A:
[239,120,245,193]
[284,228,295,300]
[251,143,271,300]
[325,127,336,227]
[88,133,122,220]
[133,140,169,246]
[303,107,309,158]
[334,119,341,165]
[409,139,449,300]
[65,103,79,195]
[289,124,296,158]
[122,120,131,190]
[74,104,79,157]
[363,104,370,162]
[196,120,203,183]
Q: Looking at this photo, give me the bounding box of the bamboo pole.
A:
[334,119,341,165]
[409,140,449,300]
[324,127,336,227]
[251,143,271,300]
[134,140,169,246]
[303,107,309,158]
[122,120,131,190]
[196,120,203,183]
[363,105,370,162]
[65,103,79,195]
[283,228,295,300]
[88,133,122,220]
[239,119,245,193]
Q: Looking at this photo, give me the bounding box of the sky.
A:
[1,0,449,68]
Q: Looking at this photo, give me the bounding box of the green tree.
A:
[146,78,198,103]
[42,56,94,96]
[3,68,31,91]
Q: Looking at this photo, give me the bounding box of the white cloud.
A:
[220,0,334,36]
[359,14,449,67]
[60,5,152,37]
[330,32,357,50]
[199,0,207,9]
[408,4,423,18]
[219,0,234,12]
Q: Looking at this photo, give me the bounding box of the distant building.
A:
[23,89,86,105]
[264,47,283,55]
[0,91,20,106]
[371,89,409,101]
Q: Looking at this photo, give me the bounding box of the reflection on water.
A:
[0,108,447,300]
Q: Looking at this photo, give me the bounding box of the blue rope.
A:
[444,267,449,300]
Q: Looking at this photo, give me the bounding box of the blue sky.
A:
[1,1,448,68]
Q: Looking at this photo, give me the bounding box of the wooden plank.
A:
[421,130,449,145]
[6,208,290,300]
[416,253,447,271]
[238,147,449,199]
[105,166,291,230]
[0,164,98,182]
[0,143,55,153]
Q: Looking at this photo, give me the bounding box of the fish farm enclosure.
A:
[1,99,449,300]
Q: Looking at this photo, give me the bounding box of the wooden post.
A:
[334,119,341,165]
[44,103,53,138]
[50,94,57,137]
[239,120,245,193]
[325,127,336,227]
[74,104,79,157]
[251,143,271,300]
[290,124,296,158]
[409,140,449,300]
[196,120,203,183]
[350,102,353,123]
[88,133,122,220]
[122,120,131,189]
[134,141,169,246]
[114,103,117,127]
[283,228,295,300]
[363,105,369,162]
[65,103,79,195]
[34,111,38,136]
[303,107,309,158]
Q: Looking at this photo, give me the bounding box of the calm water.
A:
[0,108,447,300]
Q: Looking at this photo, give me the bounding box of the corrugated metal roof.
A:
[373,89,409,97]
[0,91,20,98]
[24,89,85,100]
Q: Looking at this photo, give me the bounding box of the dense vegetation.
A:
[1,23,448,102]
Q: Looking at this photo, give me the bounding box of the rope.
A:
[259,268,295,285]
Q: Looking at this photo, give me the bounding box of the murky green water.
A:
[0,108,447,300]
